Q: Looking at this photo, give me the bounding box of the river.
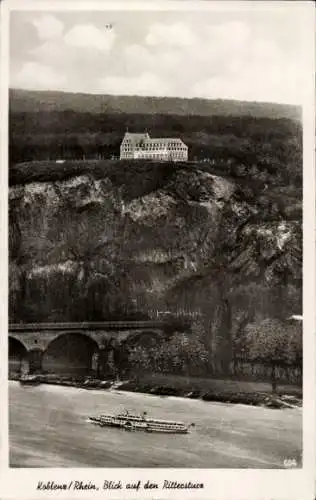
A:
[9,381,302,468]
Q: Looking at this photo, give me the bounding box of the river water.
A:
[9,381,302,468]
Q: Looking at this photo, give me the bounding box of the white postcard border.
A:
[1,1,315,499]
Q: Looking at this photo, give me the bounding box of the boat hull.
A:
[88,417,190,434]
[146,427,189,434]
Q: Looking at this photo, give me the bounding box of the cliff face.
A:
[9,162,302,371]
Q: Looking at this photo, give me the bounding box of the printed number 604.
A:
[284,458,297,468]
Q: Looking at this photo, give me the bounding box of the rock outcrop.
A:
[9,161,302,372]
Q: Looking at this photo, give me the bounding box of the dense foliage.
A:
[243,318,302,366]
[123,319,302,386]
[9,110,301,172]
[237,318,302,389]
[128,323,209,377]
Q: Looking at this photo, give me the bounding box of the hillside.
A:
[9,88,302,378]
[9,159,302,375]
[10,88,301,121]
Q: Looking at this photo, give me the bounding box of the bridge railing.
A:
[9,321,170,332]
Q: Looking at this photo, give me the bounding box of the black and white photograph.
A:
[1,0,315,497]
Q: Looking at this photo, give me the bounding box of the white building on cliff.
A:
[120,132,188,162]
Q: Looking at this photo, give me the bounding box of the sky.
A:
[9,5,308,105]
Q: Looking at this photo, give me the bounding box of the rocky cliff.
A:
[9,161,302,371]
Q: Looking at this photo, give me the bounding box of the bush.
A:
[128,330,209,377]
[240,318,302,390]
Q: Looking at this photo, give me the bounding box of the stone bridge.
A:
[9,320,190,377]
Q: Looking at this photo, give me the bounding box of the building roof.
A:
[145,138,186,145]
[121,133,186,145]
[122,132,149,142]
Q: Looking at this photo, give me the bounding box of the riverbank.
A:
[11,372,302,410]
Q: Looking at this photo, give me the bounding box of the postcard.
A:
[0,1,315,499]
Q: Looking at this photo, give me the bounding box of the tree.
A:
[127,330,209,377]
[243,318,301,392]
[156,331,209,376]
[284,321,302,376]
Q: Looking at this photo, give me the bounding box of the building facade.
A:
[120,132,188,162]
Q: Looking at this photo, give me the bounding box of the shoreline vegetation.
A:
[10,373,302,410]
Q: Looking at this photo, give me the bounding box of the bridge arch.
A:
[9,336,28,375]
[42,332,99,376]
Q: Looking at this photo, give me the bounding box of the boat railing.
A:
[96,410,194,430]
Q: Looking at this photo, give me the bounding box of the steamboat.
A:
[88,411,194,434]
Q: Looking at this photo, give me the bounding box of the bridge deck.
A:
[9,321,168,332]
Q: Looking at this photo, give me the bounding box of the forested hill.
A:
[10,88,301,121]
